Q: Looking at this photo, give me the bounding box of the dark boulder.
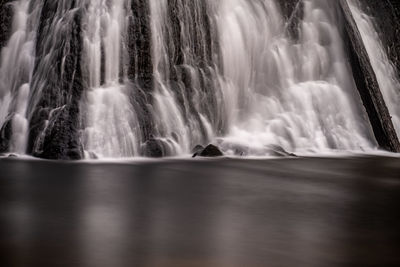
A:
[142,138,164,158]
[191,145,204,157]
[197,144,223,157]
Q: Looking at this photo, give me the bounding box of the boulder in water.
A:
[142,138,164,158]
[196,144,224,157]
[265,145,297,157]
[191,145,204,158]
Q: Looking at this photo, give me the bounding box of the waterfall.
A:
[348,0,400,136]
[149,0,224,156]
[215,0,374,154]
[1,0,400,159]
[82,0,141,158]
[0,0,39,154]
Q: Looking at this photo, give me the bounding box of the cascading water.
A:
[348,0,400,136]
[149,0,225,156]
[82,0,141,158]
[0,0,39,154]
[215,0,375,154]
[0,0,399,159]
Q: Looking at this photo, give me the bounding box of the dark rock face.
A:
[27,1,86,160]
[0,116,12,153]
[127,0,155,143]
[339,0,400,152]
[142,138,165,158]
[0,0,13,52]
[277,0,304,39]
[358,0,400,78]
[166,0,225,141]
[198,144,223,157]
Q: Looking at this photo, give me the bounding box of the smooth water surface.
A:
[1,156,399,266]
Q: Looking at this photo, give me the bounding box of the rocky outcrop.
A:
[339,0,400,152]
[27,1,86,160]
[193,144,223,158]
[142,138,164,158]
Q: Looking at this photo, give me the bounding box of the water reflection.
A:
[1,157,400,266]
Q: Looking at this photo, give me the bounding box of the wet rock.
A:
[0,116,12,153]
[8,153,17,158]
[198,144,224,157]
[171,132,179,142]
[27,3,86,160]
[88,151,99,160]
[265,145,297,157]
[0,0,13,51]
[142,138,164,158]
[31,106,84,160]
[278,0,304,39]
[191,145,204,157]
[127,0,156,143]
